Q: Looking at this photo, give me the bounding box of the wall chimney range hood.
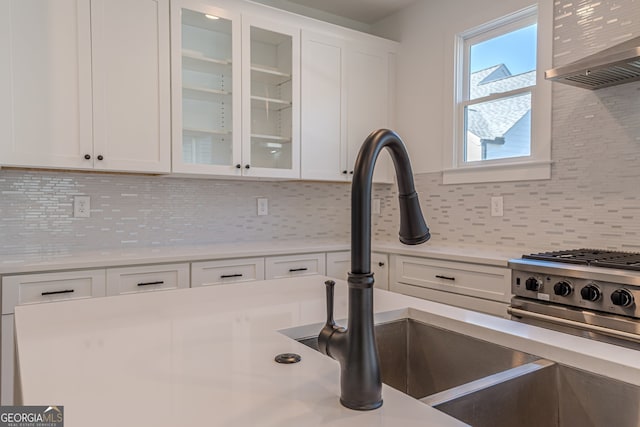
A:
[545,36,640,90]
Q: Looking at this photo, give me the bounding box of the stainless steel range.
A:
[508,249,640,350]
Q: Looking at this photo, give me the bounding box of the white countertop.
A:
[15,276,640,427]
[0,239,523,275]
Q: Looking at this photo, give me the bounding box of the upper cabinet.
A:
[301,30,396,184]
[242,17,300,179]
[171,3,241,175]
[0,0,171,173]
[171,2,300,179]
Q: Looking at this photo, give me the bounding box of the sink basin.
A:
[297,317,640,426]
[432,360,640,427]
[297,318,538,398]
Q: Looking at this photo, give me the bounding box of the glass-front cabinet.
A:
[242,18,300,178]
[171,1,299,178]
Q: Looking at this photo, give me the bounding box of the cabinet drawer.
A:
[391,255,510,302]
[106,263,189,296]
[2,269,106,314]
[191,258,265,287]
[265,253,325,279]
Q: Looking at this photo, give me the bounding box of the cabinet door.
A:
[300,31,347,181]
[242,16,300,179]
[91,0,170,173]
[0,0,93,169]
[171,2,242,175]
[346,45,394,183]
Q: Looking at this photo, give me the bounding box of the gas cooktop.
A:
[522,249,640,271]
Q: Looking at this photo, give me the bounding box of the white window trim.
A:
[442,2,552,185]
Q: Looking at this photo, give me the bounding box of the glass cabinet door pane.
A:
[180,9,234,166]
[249,26,293,170]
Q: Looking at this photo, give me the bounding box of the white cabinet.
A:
[301,30,395,183]
[191,257,265,287]
[171,3,300,179]
[2,269,107,404]
[171,2,242,175]
[389,255,511,317]
[106,263,190,296]
[90,0,171,173]
[265,253,325,279]
[326,251,389,290]
[0,0,170,173]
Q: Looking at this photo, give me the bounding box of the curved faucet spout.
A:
[319,129,430,411]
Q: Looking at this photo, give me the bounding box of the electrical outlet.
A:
[372,198,381,216]
[491,196,503,217]
[74,196,91,218]
[257,198,268,216]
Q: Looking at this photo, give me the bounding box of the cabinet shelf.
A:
[183,127,232,138]
[183,51,231,74]
[251,64,292,85]
[251,96,291,111]
[183,86,232,102]
[251,134,291,142]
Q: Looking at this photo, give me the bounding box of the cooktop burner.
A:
[523,249,640,271]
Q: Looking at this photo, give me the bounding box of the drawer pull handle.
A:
[220,274,243,279]
[289,267,308,272]
[435,275,455,281]
[41,289,75,296]
[137,281,164,287]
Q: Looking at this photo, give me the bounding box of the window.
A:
[443,4,552,184]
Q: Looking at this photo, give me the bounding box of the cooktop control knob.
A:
[525,277,542,292]
[611,289,634,307]
[580,284,601,302]
[553,281,572,297]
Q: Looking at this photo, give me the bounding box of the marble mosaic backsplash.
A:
[0,170,395,256]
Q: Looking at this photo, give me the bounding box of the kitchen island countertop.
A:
[15,275,640,427]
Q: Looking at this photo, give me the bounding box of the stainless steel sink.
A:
[431,359,640,427]
[297,318,640,426]
[297,318,538,398]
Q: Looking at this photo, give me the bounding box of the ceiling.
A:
[285,0,417,24]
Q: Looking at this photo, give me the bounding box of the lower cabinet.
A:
[106,263,189,295]
[326,251,389,290]
[1,269,107,405]
[265,253,325,279]
[191,258,265,287]
[389,255,511,317]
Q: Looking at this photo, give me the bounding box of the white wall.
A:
[372,0,539,174]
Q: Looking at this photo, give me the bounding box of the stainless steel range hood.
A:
[545,36,640,90]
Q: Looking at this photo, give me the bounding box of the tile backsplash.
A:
[411,0,640,251]
[0,170,395,256]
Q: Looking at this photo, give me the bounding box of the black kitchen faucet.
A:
[318,128,430,410]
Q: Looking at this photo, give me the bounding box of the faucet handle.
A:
[318,279,343,356]
[324,280,336,327]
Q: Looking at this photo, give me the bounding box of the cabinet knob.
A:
[84,154,91,160]
[97,155,104,161]
[378,262,385,267]
[342,170,348,174]
[349,171,354,175]
[245,164,250,169]
[236,164,241,169]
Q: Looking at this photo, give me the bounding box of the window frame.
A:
[443,3,552,185]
